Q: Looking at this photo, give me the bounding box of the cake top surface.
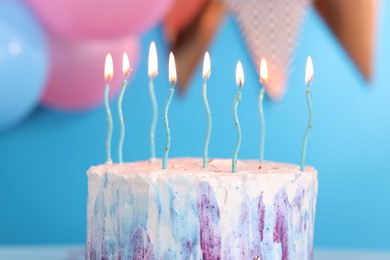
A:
[88,158,316,177]
[88,158,317,206]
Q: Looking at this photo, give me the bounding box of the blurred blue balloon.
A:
[0,0,48,131]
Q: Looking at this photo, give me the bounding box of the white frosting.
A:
[86,158,318,260]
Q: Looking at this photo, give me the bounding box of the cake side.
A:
[86,158,318,260]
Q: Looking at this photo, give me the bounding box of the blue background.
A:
[1,6,390,250]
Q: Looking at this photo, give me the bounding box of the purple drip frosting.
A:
[130,228,155,260]
[197,182,222,259]
[251,193,266,259]
[239,202,251,258]
[274,188,289,260]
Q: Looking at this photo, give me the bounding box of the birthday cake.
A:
[86,158,317,259]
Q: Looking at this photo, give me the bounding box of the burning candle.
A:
[104,53,114,163]
[202,52,212,168]
[162,52,176,170]
[148,41,158,160]
[117,52,131,163]
[232,61,244,173]
[259,58,268,163]
[300,56,314,171]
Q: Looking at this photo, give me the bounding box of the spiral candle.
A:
[300,56,314,171]
[259,58,268,163]
[162,52,177,170]
[117,52,131,163]
[232,61,244,173]
[104,53,114,163]
[202,52,212,168]
[148,41,159,160]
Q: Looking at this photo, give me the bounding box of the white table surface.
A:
[0,245,390,260]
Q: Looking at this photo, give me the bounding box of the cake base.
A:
[86,158,318,260]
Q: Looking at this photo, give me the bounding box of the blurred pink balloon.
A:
[25,0,173,39]
[41,34,139,111]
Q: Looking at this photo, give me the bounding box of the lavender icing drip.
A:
[197,182,222,259]
[273,188,290,260]
[239,201,251,258]
[251,193,265,259]
[130,228,155,260]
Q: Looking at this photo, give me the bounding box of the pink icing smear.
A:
[89,158,315,177]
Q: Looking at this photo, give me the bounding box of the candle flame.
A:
[260,58,268,84]
[148,41,158,78]
[169,52,177,83]
[104,53,113,82]
[305,56,313,84]
[122,52,130,76]
[236,61,244,87]
[203,52,211,79]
